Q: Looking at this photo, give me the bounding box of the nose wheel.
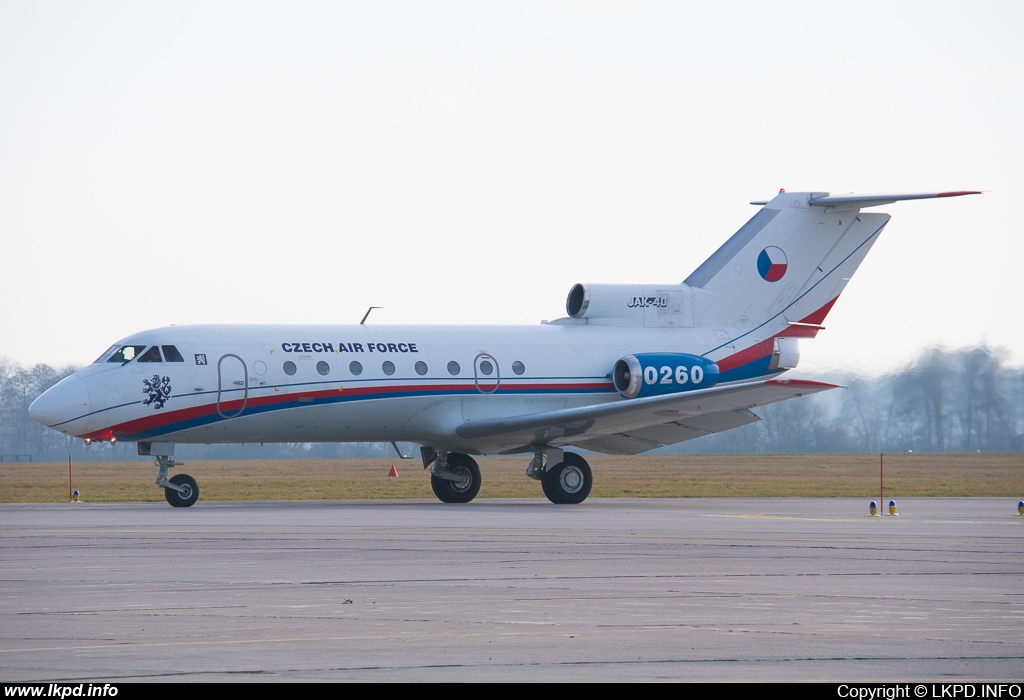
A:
[164,473,199,507]
[154,454,200,508]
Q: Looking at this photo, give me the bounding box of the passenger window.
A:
[137,346,162,363]
[382,361,396,376]
[414,361,428,376]
[317,361,330,376]
[512,361,526,375]
[107,345,147,363]
[479,360,493,376]
[162,345,185,362]
[349,361,363,375]
[447,361,460,376]
[283,361,297,376]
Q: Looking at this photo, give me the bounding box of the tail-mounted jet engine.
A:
[565,282,697,327]
[612,353,720,399]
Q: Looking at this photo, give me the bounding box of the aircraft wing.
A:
[455,379,838,455]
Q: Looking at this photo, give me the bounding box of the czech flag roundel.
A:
[757,246,788,282]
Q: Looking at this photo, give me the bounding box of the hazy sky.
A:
[2,1,1020,375]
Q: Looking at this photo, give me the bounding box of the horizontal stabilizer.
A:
[808,191,981,208]
[456,378,838,454]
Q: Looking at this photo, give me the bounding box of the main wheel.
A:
[165,473,199,508]
[430,453,481,503]
[541,453,592,504]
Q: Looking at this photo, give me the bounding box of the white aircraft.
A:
[29,189,979,507]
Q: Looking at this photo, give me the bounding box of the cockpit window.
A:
[107,345,147,363]
[162,345,185,362]
[93,344,120,364]
[137,346,163,363]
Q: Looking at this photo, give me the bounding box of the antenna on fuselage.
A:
[360,306,382,324]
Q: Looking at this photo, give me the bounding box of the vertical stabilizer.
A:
[684,191,888,329]
[683,190,978,329]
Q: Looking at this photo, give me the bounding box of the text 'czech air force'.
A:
[280,342,418,354]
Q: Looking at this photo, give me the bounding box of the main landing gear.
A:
[423,447,593,505]
[527,448,592,504]
[426,451,482,503]
[540,452,592,504]
[142,442,199,508]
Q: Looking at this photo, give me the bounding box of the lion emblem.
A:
[143,375,172,409]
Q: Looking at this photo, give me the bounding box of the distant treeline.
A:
[1,345,1021,462]
[669,345,1024,455]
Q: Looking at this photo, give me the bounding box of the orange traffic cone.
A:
[387,464,399,477]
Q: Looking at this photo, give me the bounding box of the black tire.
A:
[541,453,592,505]
[165,473,199,508]
[430,453,481,504]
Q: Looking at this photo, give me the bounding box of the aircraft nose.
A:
[28,375,91,428]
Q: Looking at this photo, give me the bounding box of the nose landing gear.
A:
[163,471,199,507]
[153,453,199,508]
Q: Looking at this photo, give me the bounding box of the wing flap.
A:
[455,379,837,454]
[577,433,666,455]
[576,409,761,455]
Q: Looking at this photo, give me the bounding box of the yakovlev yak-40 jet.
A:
[30,190,979,507]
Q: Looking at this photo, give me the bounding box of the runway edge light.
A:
[888,500,899,516]
[1017,501,1023,516]
[868,501,878,517]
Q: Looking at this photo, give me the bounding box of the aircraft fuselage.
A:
[32,320,786,455]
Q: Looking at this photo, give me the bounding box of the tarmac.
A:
[1,498,1022,682]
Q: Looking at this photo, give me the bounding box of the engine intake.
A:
[612,353,720,399]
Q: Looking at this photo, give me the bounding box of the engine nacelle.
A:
[565,283,695,327]
[612,353,720,399]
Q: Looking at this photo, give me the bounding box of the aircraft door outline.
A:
[473,352,500,395]
[216,354,249,418]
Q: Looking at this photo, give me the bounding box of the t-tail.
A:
[684,190,980,331]
[562,189,978,382]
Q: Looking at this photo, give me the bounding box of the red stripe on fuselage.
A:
[716,338,773,372]
[716,296,840,369]
[78,380,614,440]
